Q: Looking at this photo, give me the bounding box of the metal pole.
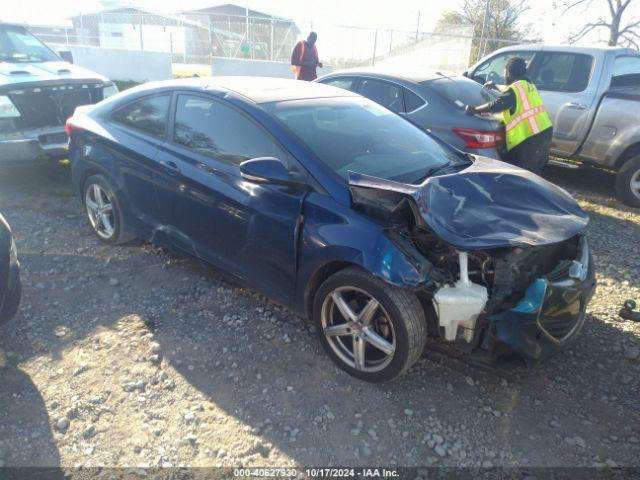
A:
[183,19,187,63]
[139,12,144,51]
[208,15,213,62]
[372,29,378,66]
[79,13,84,45]
[270,18,274,61]
[245,7,251,59]
[478,0,490,61]
[415,11,421,41]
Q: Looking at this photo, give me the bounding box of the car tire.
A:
[615,155,640,208]
[313,267,427,383]
[83,174,135,245]
[0,275,21,325]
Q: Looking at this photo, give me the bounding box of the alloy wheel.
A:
[630,169,640,200]
[85,183,115,239]
[321,286,396,372]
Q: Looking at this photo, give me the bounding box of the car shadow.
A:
[0,361,62,471]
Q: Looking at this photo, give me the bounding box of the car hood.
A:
[0,61,108,88]
[348,156,589,249]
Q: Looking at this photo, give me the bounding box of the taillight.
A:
[452,128,504,148]
[65,118,81,137]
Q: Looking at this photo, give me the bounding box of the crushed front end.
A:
[405,230,596,362]
[348,157,596,363]
[482,235,595,361]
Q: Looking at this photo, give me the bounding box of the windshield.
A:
[263,97,464,184]
[425,76,498,108]
[0,26,59,63]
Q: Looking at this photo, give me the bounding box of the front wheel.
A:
[313,267,427,383]
[615,155,640,208]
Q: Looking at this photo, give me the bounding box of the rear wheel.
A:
[313,267,427,383]
[83,175,134,244]
[0,275,21,325]
[615,155,640,208]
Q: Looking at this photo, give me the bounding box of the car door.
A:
[109,93,171,230]
[153,93,309,304]
[527,51,597,156]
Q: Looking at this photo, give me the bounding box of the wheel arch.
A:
[614,142,640,170]
[303,260,362,320]
[73,159,111,200]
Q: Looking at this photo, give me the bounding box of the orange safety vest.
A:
[293,41,317,79]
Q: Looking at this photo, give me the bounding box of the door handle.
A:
[565,102,588,110]
[160,160,180,175]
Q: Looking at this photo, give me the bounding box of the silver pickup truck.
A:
[0,23,117,165]
[465,45,640,207]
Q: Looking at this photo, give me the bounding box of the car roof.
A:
[490,44,639,56]
[319,68,464,85]
[128,76,358,104]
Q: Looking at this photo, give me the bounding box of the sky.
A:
[2,0,627,48]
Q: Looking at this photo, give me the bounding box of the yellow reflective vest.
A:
[502,80,553,151]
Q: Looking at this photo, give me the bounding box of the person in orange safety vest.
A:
[291,32,323,81]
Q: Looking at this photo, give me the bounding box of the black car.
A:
[0,213,21,324]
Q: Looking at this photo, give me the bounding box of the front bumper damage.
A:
[477,236,596,362]
[348,157,596,363]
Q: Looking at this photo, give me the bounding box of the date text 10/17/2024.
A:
[233,468,400,478]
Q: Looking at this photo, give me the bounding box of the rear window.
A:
[611,56,640,88]
[321,77,358,91]
[112,94,170,139]
[425,77,498,108]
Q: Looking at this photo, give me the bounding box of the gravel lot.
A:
[0,162,638,470]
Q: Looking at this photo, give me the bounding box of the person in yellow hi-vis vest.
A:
[465,57,553,174]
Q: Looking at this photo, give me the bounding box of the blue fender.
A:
[294,192,431,317]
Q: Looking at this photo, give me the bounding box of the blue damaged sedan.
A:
[67,77,595,382]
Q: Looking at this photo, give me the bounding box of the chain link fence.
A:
[37,10,300,65]
[32,10,525,74]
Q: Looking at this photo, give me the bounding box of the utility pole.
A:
[139,11,144,51]
[372,29,378,66]
[477,0,491,62]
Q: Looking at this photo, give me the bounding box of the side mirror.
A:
[462,70,468,77]
[239,157,308,188]
[58,50,74,64]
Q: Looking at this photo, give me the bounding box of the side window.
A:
[112,94,170,139]
[321,77,357,91]
[358,78,404,113]
[472,51,535,85]
[403,88,426,113]
[529,52,593,92]
[173,94,293,167]
[611,56,640,88]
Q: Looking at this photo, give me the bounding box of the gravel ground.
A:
[0,162,638,470]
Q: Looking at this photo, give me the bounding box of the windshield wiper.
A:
[414,164,458,183]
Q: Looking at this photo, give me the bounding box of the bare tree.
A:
[562,0,640,48]
[436,0,537,64]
